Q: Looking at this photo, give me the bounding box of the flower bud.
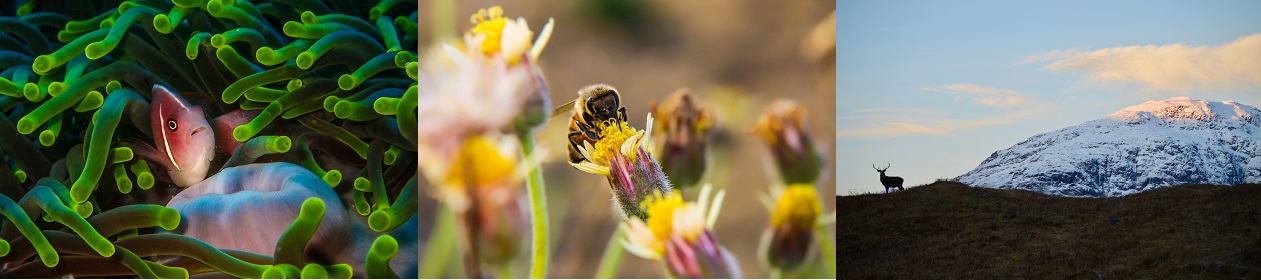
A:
[472,183,526,265]
[511,58,551,133]
[761,184,822,272]
[650,89,715,189]
[751,99,823,184]
[608,147,672,220]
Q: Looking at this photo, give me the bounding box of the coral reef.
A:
[0,0,417,277]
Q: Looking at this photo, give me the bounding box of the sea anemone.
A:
[0,0,417,277]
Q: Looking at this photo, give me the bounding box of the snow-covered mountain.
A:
[955,97,1261,197]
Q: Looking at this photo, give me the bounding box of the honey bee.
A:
[553,84,628,164]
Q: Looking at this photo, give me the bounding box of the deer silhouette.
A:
[874,163,904,193]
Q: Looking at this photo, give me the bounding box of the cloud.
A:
[849,107,948,115]
[1026,33,1261,93]
[837,103,1052,138]
[921,84,1029,107]
[838,108,945,121]
[837,122,946,138]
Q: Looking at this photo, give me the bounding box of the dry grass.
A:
[837,181,1261,279]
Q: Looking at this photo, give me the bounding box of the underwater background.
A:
[0,0,418,278]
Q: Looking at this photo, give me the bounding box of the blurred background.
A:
[419,0,835,277]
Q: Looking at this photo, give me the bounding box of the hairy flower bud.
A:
[650,89,715,189]
[608,147,672,220]
[752,99,824,184]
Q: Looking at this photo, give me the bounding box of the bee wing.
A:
[550,99,578,118]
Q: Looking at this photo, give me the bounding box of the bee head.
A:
[585,87,622,120]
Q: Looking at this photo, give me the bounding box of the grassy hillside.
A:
[837,181,1261,279]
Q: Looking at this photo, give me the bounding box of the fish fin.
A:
[120,138,176,171]
[211,109,260,154]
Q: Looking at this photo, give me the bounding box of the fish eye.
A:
[167,120,177,131]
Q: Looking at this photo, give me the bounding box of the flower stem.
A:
[595,228,625,278]
[419,206,459,278]
[518,131,549,278]
[498,264,516,279]
[814,225,836,278]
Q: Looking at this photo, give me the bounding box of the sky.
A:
[835,0,1261,195]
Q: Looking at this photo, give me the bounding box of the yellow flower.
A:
[423,134,523,212]
[570,115,654,176]
[771,184,822,229]
[761,184,828,272]
[622,184,726,259]
[643,190,686,241]
[444,136,517,188]
[416,49,533,191]
[464,6,554,65]
[467,6,507,57]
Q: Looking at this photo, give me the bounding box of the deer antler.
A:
[873,164,891,172]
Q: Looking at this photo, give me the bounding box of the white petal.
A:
[696,183,713,217]
[530,18,554,60]
[706,189,726,228]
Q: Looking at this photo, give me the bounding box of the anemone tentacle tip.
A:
[160,208,181,230]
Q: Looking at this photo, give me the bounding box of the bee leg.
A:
[618,107,628,122]
[583,113,597,128]
[567,130,587,163]
[576,121,599,139]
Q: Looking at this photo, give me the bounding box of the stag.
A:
[874,163,904,193]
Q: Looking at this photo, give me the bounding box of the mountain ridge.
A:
[956,97,1261,197]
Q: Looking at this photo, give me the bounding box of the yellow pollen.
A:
[772,184,822,228]
[467,6,507,56]
[642,190,686,241]
[444,135,517,188]
[587,120,640,166]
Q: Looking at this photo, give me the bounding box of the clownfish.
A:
[128,84,256,187]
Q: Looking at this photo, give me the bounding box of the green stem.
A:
[814,225,836,278]
[419,205,459,278]
[518,131,549,278]
[594,228,625,278]
[498,264,515,279]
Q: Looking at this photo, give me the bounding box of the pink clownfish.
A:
[128,84,257,187]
